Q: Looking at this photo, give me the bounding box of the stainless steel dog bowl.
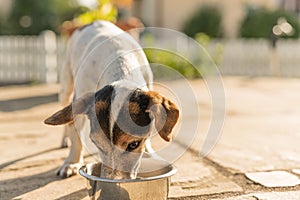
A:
[79,157,177,200]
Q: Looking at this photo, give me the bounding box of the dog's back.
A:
[60,20,152,104]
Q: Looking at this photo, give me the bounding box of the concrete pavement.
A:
[1,77,300,199]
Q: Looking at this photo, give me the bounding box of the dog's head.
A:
[44,85,179,179]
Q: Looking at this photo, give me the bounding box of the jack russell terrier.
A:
[44,20,179,179]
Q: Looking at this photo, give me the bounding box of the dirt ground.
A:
[1,77,300,200]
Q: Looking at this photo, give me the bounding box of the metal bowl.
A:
[79,156,177,200]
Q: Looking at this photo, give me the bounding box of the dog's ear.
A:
[44,93,94,125]
[147,92,179,142]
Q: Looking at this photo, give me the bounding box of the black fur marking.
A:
[128,89,151,127]
[111,89,152,142]
[94,85,114,140]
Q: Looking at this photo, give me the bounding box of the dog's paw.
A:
[56,163,82,178]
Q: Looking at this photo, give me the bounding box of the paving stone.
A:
[167,145,243,198]
[169,176,242,198]
[0,104,63,165]
[148,135,243,198]
[226,196,257,200]
[216,191,300,200]
[15,174,89,200]
[292,169,300,175]
[252,191,300,200]
[3,79,300,199]
[212,195,257,200]
[245,171,300,187]
[174,78,300,174]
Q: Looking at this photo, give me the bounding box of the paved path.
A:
[1,77,300,199]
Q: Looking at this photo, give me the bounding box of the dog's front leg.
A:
[57,123,83,178]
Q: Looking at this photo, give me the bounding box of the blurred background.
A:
[0,0,299,84]
[2,2,300,199]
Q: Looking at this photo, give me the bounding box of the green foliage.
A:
[0,0,87,35]
[144,48,200,79]
[75,0,118,25]
[183,6,223,38]
[195,32,224,70]
[144,33,224,79]
[240,8,300,38]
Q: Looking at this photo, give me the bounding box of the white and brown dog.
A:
[44,21,179,179]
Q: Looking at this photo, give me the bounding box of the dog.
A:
[44,20,179,179]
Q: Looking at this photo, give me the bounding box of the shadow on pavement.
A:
[0,147,61,170]
[0,147,89,200]
[1,168,60,200]
[55,188,88,200]
[0,94,58,112]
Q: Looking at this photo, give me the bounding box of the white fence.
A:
[219,39,300,77]
[0,31,66,84]
[0,35,299,85]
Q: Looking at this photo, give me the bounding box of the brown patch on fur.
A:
[94,101,109,113]
[147,91,162,104]
[114,132,146,153]
[128,102,140,115]
[93,100,111,140]
[128,89,151,128]
[93,85,114,140]
[146,91,180,142]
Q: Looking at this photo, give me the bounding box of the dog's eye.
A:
[126,141,141,152]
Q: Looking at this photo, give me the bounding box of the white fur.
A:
[58,20,153,178]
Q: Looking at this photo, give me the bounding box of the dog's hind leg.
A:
[60,126,69,148]
[59,58,74,148]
